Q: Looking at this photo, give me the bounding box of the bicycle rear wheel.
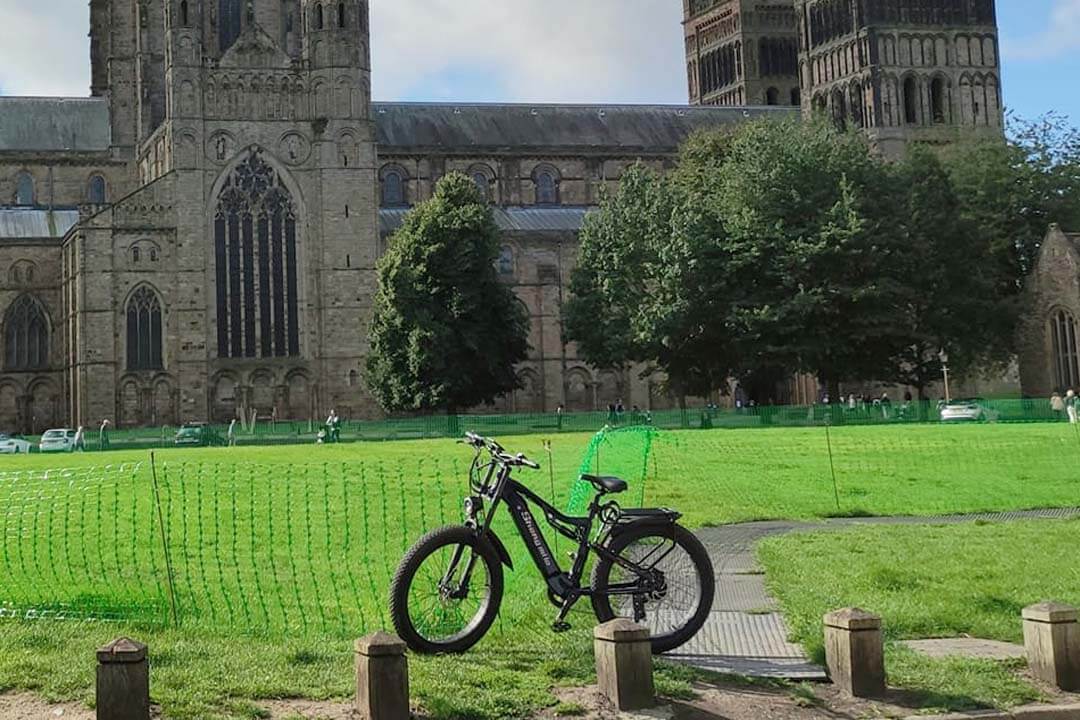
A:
[590,523,714,654]
[389,525,504,654]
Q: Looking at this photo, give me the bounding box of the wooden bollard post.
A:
[96,637,150,720]
[355,632,409,720]
[824,608,886,698]
[593,619,655,712]
[1023,602,1080,691]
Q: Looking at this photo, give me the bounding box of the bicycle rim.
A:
[407,542,493,644]
[609,535,702,637]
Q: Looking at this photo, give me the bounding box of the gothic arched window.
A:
[218,0,242,51]
[215,150,301,359]
[15,172,34,206]
[931,77,947,124]
[1052,310,1080,391]
[338,1,346,27]
[3,294,49,371]
[316,3,325,29]
[903,76,920,125]
[765,87,780,105]
[498,246,514,276]
[473,173,491,201]
[180,0,189,26]
[381,168,406,207]
[126,286,163,371]
[88,174,107,204]
[534,166,559,205]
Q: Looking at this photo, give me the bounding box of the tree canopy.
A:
[365,172,530,412]
[565,115,1051,400]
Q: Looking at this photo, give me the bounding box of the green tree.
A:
[886,147,1017,397]
[567,119,908,401]
[713,118,906,399]
[365,173,530,412]
[940,113,1080,294]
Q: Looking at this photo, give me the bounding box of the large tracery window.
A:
[1052,310,1080,391]
[127,286,163,371]
[3,294,49,371]
[215,150,301,360]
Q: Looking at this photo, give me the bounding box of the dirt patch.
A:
[0,693,93,720]
[259,699,357,719]
[539,682,895,720]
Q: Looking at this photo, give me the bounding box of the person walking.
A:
[98,419,111,451]
[74,426,85,452]
[325,409,340,443]
[1069,390,1079,425]
[227,418,237,447]
[1051,391,1066,421]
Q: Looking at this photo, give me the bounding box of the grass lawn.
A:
[758,518,1080,712]
[0,423,1078,717]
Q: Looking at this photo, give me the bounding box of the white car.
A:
[39,429,78,453]
[0,433,32,454]
[940,399,998,423]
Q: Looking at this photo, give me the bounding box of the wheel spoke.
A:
[407,540,492,645]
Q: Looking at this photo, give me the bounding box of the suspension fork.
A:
[446,466,508,595]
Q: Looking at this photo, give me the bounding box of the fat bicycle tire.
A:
[389,525,504,654]
[590,522,715,654]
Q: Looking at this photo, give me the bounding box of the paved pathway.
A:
[665,507,1080,679]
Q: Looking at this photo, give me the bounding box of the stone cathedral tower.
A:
[794,0,1002,155]
[684,0,1003,156]
[70,0,379,426]
[683,0,803,107]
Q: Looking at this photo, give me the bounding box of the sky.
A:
[0,0,1076,125]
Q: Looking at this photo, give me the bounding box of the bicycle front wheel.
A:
[389,525,504,654]
[590,523,714,654]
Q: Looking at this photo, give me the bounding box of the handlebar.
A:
[462,432,540,470]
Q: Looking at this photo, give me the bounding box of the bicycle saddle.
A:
[580,474,628,494]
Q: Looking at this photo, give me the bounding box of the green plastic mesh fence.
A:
[1,422,1078,637]
[20,397,1080,452]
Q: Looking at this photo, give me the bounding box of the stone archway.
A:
[212,374,239,423]
[27,379,59,433]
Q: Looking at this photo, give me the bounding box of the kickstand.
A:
[551,595,578,633]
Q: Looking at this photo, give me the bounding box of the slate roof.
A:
[372,102,795,151]
[0,98,792,155]
[0,98,111,152]
[0,208,81,239]
[380,206,589,235]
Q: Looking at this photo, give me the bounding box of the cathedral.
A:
[0,0,1002,432]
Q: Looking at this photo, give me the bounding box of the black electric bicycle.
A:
[389,432,715,655]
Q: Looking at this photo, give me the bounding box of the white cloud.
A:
[1003,0,1080,60]
[0,0,688,104]
[0,0,91,96]
[371,0,686,103]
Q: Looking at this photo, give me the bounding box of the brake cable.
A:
[544,439,558,555]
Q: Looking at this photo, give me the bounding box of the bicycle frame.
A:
[461,456,678,622]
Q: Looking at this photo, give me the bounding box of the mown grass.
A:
[758,518,1080,711]
[0,423,1078,717]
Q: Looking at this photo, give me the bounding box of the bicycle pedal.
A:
[551,621,572,633]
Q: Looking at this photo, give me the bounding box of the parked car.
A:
[940,399,998,423]
[39,429,78,453]
[0,433,32,454]
[174,422,225,447]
